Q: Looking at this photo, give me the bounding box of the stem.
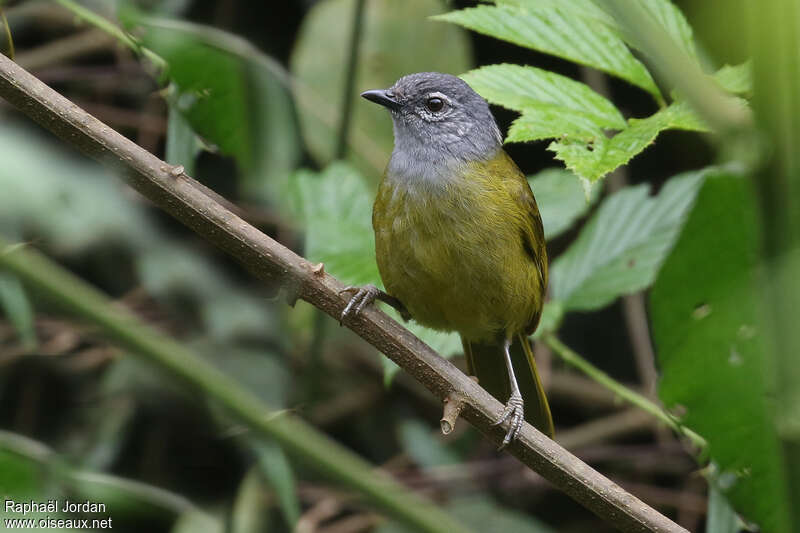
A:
[544,334,706,450]
[335,0,366,160]
[0,239,469,533]
[52,0,166,71]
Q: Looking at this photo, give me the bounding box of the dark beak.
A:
[361,89,400,111]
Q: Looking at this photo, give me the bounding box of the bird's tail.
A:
[462,334,554,438]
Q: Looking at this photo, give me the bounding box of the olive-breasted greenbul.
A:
[342,72,553,447]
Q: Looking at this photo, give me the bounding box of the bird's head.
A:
[361,72,502,163]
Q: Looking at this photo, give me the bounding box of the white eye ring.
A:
[420,92,452,120]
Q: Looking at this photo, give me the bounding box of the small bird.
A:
[342,72,553,447]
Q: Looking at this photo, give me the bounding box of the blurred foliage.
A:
[0,0,795,531]
[290,0,472,180]
[128,14,302,202]
[651,171,791,532]
[549,169,703,312]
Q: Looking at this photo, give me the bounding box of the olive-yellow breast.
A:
[373,149,546,343]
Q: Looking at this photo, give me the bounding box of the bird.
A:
[341,72,553,447]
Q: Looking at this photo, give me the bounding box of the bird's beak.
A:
[361,89,400,111]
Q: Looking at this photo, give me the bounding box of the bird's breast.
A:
[372,162,540,340]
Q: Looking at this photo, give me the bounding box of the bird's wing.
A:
[499,151,548,334]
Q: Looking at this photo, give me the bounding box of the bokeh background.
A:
[1,1,787,533]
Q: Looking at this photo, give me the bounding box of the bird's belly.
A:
[375,195,536,341]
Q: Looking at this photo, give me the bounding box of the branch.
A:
[0,53,687,533]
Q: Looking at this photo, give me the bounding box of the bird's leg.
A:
[339,284,410,323]
[491,337,524,449]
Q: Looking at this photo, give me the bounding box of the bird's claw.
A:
[339,284,380,324]
[492,392,524,449]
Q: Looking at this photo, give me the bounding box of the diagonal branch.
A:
[0,54,686,533]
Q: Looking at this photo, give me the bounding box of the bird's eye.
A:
[425,97,444,113]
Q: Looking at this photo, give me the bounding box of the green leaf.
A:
[462,64,625,130]
[550,169,705,311]
[434,4,660,99]
[507,109,606,143]
[498,0,698,64]
[165,103,202,176]
[529,168,601,240]
[287,164,379,287]
[650,172,792,533]
[0,272,36,348]
[398,419,461,469]
[131,16,301,198]
[549,101,709,182]
[531,301,563,340]
[291,0,472,180]
[714,62,752,95]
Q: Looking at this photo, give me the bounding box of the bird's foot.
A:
[492,391,524,449]
[339,284,380,324]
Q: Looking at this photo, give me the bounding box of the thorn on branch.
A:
[310,262,325,276]
[170,164,185,178]
[440,393,466,435]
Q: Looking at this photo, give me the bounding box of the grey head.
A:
[362,72,502,183]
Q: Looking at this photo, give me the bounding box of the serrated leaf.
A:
[497,0,615,26]
[462,64,625,130]
[550,169,705,311]
[291,0,471,180]
[529,168,601,240]
[549,101,709,182]
[714,62,752,95]
[500,0,698,63]
[435,4,659,99]
[650,172,792,533]
[508,108,606,143]
[0,272,37,348]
